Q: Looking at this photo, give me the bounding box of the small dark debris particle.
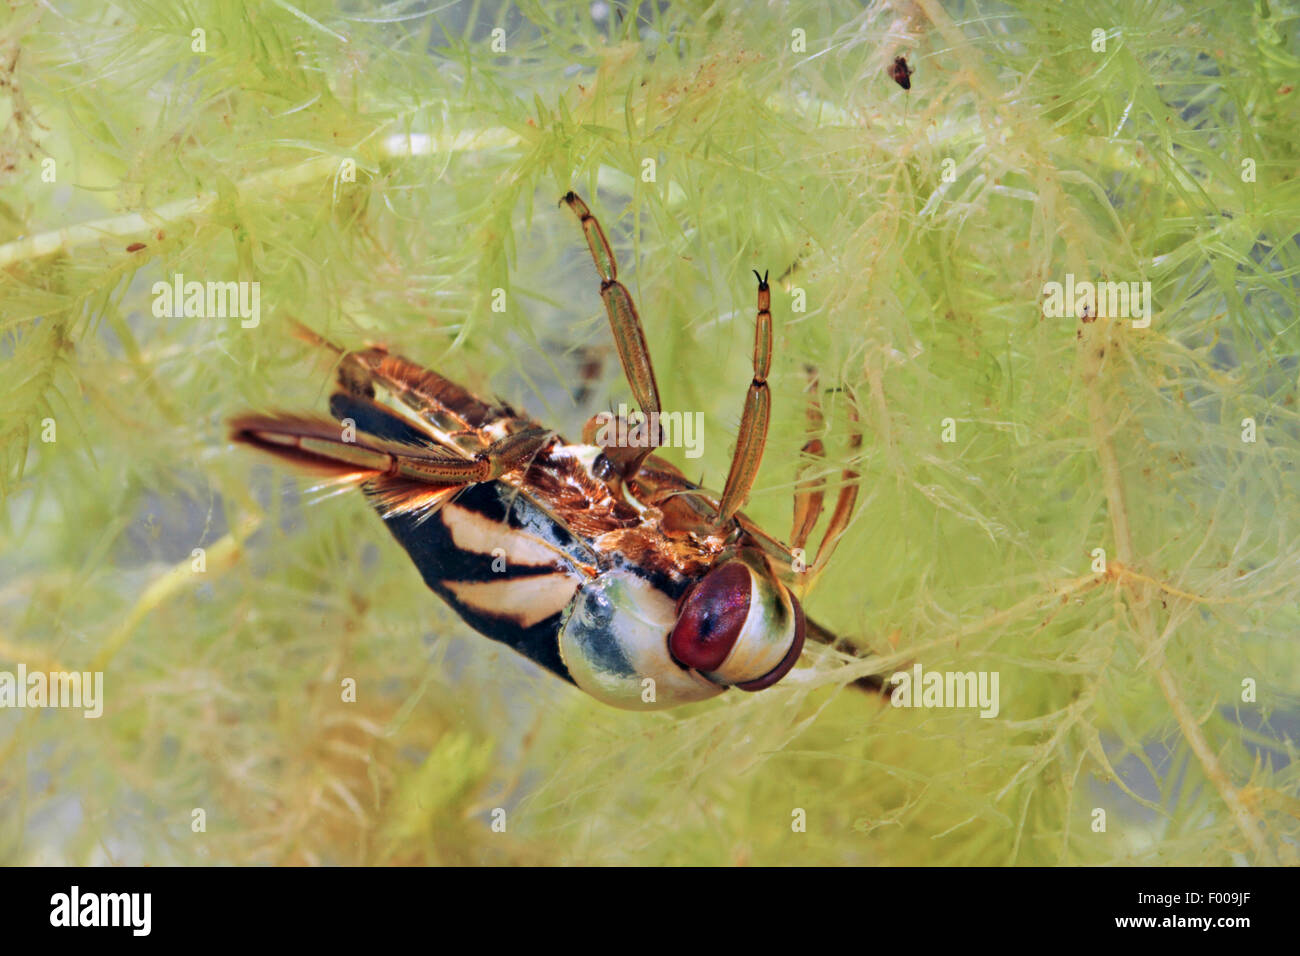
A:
[889,55,914,90]
[126,242,146,252]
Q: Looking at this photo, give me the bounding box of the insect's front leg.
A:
[791,368,828,552]
[807,392,863,577]
[735,375,864,583]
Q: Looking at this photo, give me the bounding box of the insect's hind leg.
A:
[803,616,890,697]
[229,412,550,487]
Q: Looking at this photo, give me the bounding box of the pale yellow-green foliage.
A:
[1,0,1297,865]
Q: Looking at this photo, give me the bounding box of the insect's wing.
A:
[327,391,479,520]
[292,321,543,455]
[327,392,443,447]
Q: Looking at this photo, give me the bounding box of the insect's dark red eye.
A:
[669,562,752,672]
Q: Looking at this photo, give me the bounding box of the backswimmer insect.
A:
[230,192,881,710]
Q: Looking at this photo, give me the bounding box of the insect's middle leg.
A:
[562,192,662,479]
[716,271,773,525]
[581,409,661,477]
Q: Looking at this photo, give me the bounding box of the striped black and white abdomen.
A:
[377,481,593,684]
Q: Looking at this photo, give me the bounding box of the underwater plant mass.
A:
[0,0,1296,891]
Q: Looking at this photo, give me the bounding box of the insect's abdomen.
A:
[376,481,589,684]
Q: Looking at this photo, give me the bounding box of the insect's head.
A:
[668,549,804,692]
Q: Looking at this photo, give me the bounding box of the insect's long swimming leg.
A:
[229,414,551,486]
[716,270,773,525]
[803,617,888,696]
[561,191,662,479]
